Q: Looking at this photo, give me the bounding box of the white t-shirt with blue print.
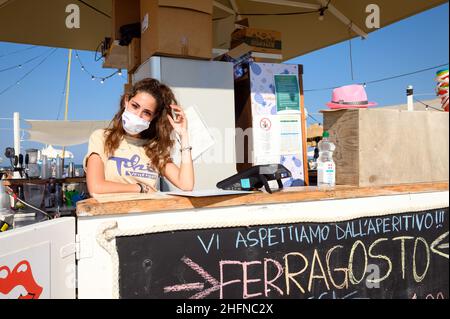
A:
[84,129,159,191]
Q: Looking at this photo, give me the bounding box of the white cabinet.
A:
[0,218,76,299]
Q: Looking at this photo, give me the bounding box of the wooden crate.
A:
[112,0,140,41]
[103,40,128,69]
[124,83,133,94]
[128,38,141,73]
[323,108,449,187]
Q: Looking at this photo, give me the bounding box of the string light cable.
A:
[307,113,321,124]
[0,48,58,96]
[76,0,111,18]
[94,39,110,62]
[304,63,449,92]
[0,48,54,73]
[414,97,446,112]
[0,45,38,59]
[74,50,122,83]
[364,63,449,85]
[94,40,105,62]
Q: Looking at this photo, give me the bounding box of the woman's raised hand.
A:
[167,104,188,137]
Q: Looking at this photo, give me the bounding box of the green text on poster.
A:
[275,75,300,112]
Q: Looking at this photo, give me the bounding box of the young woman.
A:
[84,78,194,194]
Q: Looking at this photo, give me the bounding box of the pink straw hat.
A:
[326,84,377,109]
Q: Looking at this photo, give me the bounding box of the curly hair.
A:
[104,78,177,174]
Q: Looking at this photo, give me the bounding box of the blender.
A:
[25,149,40,178]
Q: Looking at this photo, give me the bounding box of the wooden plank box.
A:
[323,108,449,187]
[140,0,213,61]
[103,40,128,69]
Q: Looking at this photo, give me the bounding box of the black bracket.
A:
[260,174,284,194]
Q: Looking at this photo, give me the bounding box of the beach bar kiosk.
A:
[0,0,449,300]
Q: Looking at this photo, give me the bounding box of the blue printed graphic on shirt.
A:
[109,155,157,179]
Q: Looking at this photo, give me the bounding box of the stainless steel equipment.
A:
[25,148,40,178]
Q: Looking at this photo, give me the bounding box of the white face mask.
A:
[122,109,151,135]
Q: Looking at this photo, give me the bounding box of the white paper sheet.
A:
[172,105,215,162]
[279,114,302,154]
[253,115,281,158]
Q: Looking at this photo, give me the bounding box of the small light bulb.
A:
[318,8,325,21]
[118,69,122,76]
[18,65,22,69]
[100,78,105,84]
[91,76,95,81]
[81,67,85,71]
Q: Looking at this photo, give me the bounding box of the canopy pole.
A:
[13,112,20,156]
[213,1,235,15]
[62,49,72,165]
[250,0,320,10]
[64,49,72,122]
[229,0,242,20]
[316,0,368,38]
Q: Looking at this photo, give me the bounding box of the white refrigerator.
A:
[133,57,237,191]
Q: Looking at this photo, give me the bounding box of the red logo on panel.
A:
[0,260,43,299]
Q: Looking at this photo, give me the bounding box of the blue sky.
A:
[290,2,449,119]
[0,2,448,164]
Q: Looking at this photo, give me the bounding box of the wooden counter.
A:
[3,177,86,186]
[76,182,449,217]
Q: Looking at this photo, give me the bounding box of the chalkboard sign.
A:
[116,208,449,299]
